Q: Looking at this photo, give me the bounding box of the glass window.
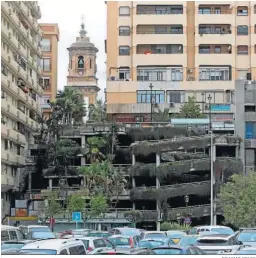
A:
[42,77,50,90]
[199,46,211,54]
[171,69,183,81]
[40,38,51,52]
[237,25,248,35]
[137,90,165,104]
[41,58,51,72]
[237,7,248,16]
[199,7,211,14]
[1,231,9,241]
[170,25,183,34]
[237,45,248,55]
[214,46,221,53]
[215,8,221,14]
[119,46,130,55]
[93,239,106,248]
[76,245,86,254]
[167,91,185,103]
[119,6,130,16]
[245,122,256,139]
[9,230,18,240]
[119,68,130,80]
[199,67,230,81]
[119,26,130,36]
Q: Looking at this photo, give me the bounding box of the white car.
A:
[19,225,55,240]
[74,236,116,254]
[195,234,243,254]
[20,238,86,255]
[1,225,25,241]
[195,225,234,236]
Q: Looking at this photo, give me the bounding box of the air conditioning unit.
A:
[169,102,175,108]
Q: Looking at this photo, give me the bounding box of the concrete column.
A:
[98,223,101,231]
[132,154,136,165]
[81,136,86,165]
[156,221,161,231]
[132,177,136,188]
[81,178,84,186]
[133,202,135,210]
[156,153,160,188]
[49,179,52,190]
[235,145,240,159]
[28,172,32,192]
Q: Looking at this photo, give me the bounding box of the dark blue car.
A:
[152,245,205,255]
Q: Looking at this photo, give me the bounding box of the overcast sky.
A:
[38,0,106,99]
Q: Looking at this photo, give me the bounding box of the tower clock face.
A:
[78,70,84,76]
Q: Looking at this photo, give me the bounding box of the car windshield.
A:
[139,240,165,248]
[20,249,57,254]
[211,228,234,235]
[154,248,182,255]
[108,237,130,246]
[179,237,198,246]
[196,239,229,246]
[236,250,256,255]
[237,232,256,242]
[30,227,50,232]
[31,232,55,239]
[1,243,25,250]
[120,229,140,236]
[88,232,110,238]
[145,233,166,239]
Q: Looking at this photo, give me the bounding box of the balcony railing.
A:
[137,5,183,15]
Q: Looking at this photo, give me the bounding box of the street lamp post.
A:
[201,92,205,113]
[207,94,212,131]
[149,83,154,123]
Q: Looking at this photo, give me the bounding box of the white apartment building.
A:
[1,1,43,218]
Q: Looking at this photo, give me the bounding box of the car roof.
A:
[1,225,18,230]
[145,231,165,234]
[74,236,103,240]
[23,225,49,228]
[152,245,185,250]
[197,234,232,240]
[197,225,231,229]
[109,235,132,238]
[21,239,83,249]
[140,238,168,242]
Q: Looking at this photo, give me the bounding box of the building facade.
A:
[106,1,256,122]
[235,80,256,175]
[1,1,43,218]
[39,23,59,119]
[66,21,100,122]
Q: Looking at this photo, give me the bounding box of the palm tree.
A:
[88,99,106,122]
[84,137,106,163]
[55,88,86,125]
[152,108,170,122]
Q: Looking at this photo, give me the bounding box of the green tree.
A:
[40,191,61,219]
[84,137,106,163]
[174,96,205,118]
[88,194,108,217]
[152,108,170,122]
[67,194,85,212]
[219,173,256,228]
[124,210,142,227]
[88,99,106,122]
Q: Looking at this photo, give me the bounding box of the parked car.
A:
[178,235,200,246]
[235,246,256,255]
[1,240,34,251]
[87,231,111,238]
[235,228,256,246]
[138,238,175,249]
[143,231,167,239]
[59,229,91,239]
[109,228,144,238]
[195,234,243,254]
[96,247,156,255]
[1,225,25,241]
[19,225,51,235]
[152,245,205,255]
[108,235,140,249]
[191,225,234,236]
[20,238,86,255]
[74,236,115,254]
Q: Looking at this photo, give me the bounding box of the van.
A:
[1,225,25,241]
[20,238,86,255]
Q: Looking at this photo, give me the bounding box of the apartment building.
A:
[39,23,59,119]
[1,1,43,217]
[235,80,256,175]
[106,1,256,123]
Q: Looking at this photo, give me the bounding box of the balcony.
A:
[134,4,186,25]
[1,150,25,166]
[17,110,27,125]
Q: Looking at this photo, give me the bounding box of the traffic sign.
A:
[72,212,82,222]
